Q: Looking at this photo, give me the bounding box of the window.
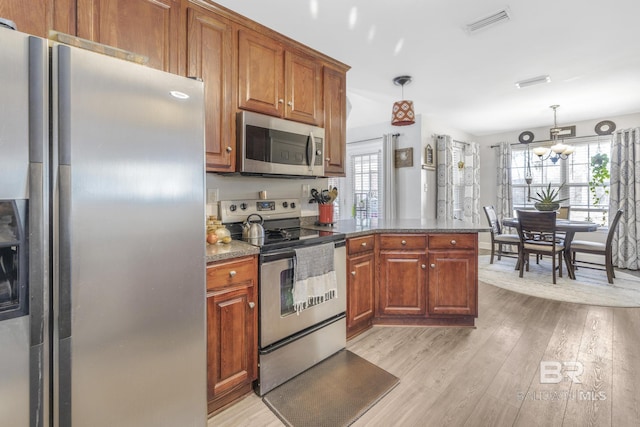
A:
[511,135,612,225]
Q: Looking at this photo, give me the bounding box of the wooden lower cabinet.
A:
[206,255,258,414]
[346,235,376,338]
[428,234,478,316]
[345,233,478,333]
[377,251,427,317]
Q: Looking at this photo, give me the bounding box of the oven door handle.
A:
[260,249,296,264]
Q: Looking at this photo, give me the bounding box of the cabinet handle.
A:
[278,99,284,104]
[325,157,331,162]
[248,302,255,309]
[229,270,236,277]
[226,146,232,153]
[401,240,407,245]
[351,271,356,276]
[287,101,293,107]
[430,263,436,268]
[450,240,457,245]
[421,264,426,269]
[361,242,367,247]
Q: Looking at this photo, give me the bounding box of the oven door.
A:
[259,242,346,348]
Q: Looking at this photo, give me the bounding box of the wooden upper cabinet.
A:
[0,0,50,38]
[186,5,236,172]
[238,28,322,125]
[76,0,180,73]
[323,66,347,176]
[284,51,322,125]
[238,29,284,117]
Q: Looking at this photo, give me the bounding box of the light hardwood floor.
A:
[210,282,640,427]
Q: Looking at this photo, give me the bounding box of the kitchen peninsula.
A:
[306,218,491,338]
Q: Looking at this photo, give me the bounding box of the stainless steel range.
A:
[220,199,346,395]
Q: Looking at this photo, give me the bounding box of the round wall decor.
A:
[518,131,534,144]
[595,120,616,135]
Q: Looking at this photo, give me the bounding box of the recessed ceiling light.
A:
[394,38,404,55]
[309,0,318,19]
[348,7,358,29]
[170,91,189,99]
[515,75,552,89]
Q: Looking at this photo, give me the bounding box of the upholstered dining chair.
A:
[516,210,566,284]
[483,205,519,264]
[557,206,570,219]
[571,209,624,284]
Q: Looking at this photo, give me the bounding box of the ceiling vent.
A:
[465,9,511,34]
[515,75,551,89]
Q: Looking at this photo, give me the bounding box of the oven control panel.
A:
[219,199,301,223]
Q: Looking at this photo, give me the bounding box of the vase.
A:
[534,202,560,211]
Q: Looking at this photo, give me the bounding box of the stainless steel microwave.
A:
[237,111,325,177]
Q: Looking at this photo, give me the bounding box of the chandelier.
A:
[532,105,575,164]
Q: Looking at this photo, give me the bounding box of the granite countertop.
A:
[303,218,491,238]
[206,239,260,263]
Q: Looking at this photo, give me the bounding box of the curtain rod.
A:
[490,133,608,148]
[348,133,400,144]
[432,134,470,145]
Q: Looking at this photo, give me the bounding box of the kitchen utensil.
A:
[310,188,324,204]
[242,213,265,246]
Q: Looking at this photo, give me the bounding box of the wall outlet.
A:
[207,188,219,204]
[301,184,310,198]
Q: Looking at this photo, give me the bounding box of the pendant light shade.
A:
[391,76,415,126]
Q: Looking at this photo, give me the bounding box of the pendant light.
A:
[391,75,415,126]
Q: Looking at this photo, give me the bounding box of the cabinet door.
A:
[187,6,236,172]
[207,283,257,400]
[76,0,180,73]
[238,29,284,117]
[347,251,375,338]
[322,66,346,176]
[0,0,50,37]
[378,251,427,316]
[284,51,321,125]
[428,251,477,316]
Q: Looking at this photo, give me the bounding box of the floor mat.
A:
[262,350,399,427]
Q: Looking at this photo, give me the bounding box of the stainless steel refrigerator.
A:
[0,27,207,426]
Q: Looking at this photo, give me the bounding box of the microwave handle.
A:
[308,131,316,172]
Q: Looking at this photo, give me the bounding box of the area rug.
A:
[262,350,399,427]
[478,255,640,307]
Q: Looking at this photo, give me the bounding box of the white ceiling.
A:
[214,0,640,136]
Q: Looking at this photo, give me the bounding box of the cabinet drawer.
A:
[347,235,375,254]
[206,256,256,291]
[428,233,476,250]
[378,234,427,250]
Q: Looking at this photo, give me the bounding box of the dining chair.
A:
[483,205,520,264]
[571,209,623,284]
[516,210,566,284]
[557,206,570,219]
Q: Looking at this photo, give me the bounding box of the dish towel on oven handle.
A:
[293,242,337,315]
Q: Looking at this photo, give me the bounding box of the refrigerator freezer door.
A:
[52,44,206,426]
[0,29,48,427]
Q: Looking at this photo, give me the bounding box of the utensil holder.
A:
[318,204,334,224]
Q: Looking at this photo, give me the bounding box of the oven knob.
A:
[282,201,288,208]
[240,203,248,210]
[229,204,237,212]
[290,202,296,209]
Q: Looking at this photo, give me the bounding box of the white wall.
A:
[347,114,474,219]
[475,111,640,249]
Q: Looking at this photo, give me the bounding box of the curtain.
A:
[436,135,454,219]
[609,127,640,270]
[462,142,480,223]
[382,133,397,220]
[496,142,513,225]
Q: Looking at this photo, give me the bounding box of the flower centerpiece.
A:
[531,183,569,211]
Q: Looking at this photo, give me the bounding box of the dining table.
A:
[502,217,599,280]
